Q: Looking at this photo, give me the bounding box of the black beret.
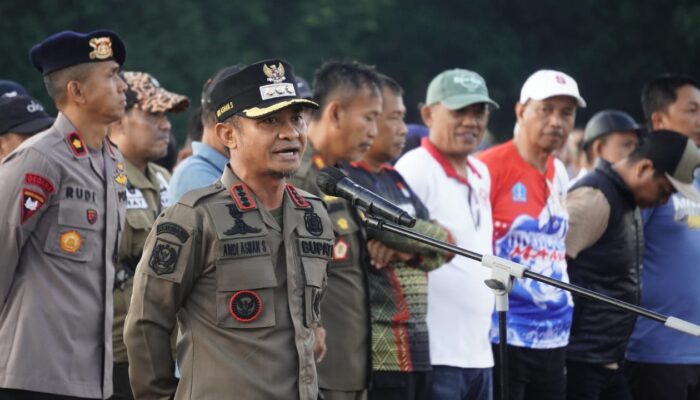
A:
[209,59,318,122]
[29,29,126,75]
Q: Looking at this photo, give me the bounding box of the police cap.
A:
[29,29,126,75]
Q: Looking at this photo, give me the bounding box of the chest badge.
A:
[60,230,82,253]
[224,204,262,236]
[86,209,98,225]
[304,211,324,236]
[229,290,263,322]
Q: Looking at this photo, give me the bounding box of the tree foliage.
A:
[1,0,699,142]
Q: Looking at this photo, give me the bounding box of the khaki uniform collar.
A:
[124,159,158,191]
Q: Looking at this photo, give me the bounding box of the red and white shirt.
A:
[478,140,572,349]
[396,138,495,368]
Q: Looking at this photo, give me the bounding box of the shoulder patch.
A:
[157,222,190,243]
[66,131,87,157]
[149,238,181,275]
[21,189,46,223]
[230,183,257,211]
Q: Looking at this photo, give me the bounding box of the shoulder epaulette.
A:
[178,182,226,208]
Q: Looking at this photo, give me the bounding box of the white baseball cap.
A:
[520,69,586,108]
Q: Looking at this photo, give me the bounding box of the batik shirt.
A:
[478,140,572,349]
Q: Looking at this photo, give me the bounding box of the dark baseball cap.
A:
[0,80,28,98]
[583,110,642,149]
[639,130,700,202]
[0,95,54,135]
[209,59,318,122]
[30,29,126,75]
[201,65,245,113]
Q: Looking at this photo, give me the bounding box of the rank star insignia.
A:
[116,162,124,171]
[229,290,263,322]
[263,62,286,83]
[67,132,87,156]
[89,37,113,60]
[60,230,82,253]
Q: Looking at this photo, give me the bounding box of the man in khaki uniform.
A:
[124,60,333,399]
[108,70,189,399]
[0,30,128,399]
[290,60,383,400]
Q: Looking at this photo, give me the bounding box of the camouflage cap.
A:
[122,71,189,113]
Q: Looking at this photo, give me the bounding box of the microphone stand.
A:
[364,216,700,400]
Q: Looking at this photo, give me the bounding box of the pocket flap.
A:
[216,256,277,291]
[302,257,327,288]
[58,201,99,230]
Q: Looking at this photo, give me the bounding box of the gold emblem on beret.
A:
[89,37,113,60]
[263,63,286,83]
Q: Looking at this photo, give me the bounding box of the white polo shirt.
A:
[395,139,495,368]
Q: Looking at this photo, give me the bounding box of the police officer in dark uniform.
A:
[124,60,334,399]
[0,30,128,400]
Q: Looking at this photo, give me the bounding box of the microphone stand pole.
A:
[364,217,700,400]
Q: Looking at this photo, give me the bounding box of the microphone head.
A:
[316,167,345,196]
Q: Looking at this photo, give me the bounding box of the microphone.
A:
[316,167,416,228]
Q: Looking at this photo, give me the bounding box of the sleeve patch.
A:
[156,222,190,243]
[21,189,46,223]
[25,173,55,195]
[148,238,181,275]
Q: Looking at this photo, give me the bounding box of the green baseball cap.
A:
[426,69,499,110]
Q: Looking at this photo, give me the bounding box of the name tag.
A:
[220,238,271,260]
[298,238,333,259]
[127,187,148,209]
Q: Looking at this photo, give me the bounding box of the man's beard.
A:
[264,168,295,179]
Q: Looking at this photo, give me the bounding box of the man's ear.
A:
[65,80,86,105]
[650,110,666,130]
[420,105,432,128]
[215,121,237,149]
[591,138,604,160]
[515,102,526,123]
[326,100,342,130]
[634,158,655,179]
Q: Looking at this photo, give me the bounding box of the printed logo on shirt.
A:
[511,182,527,203]
[671,194,700,229]
[86,209,98,225]
[229,290,262,322]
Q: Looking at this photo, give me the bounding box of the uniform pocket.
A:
[44,201,97,262]
[215,255,278,329]
[301,257,327,327]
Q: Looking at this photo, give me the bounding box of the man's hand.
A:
[366,239,412,269]
[313,326,327,363]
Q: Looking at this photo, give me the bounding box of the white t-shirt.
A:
[395,141,495,368]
